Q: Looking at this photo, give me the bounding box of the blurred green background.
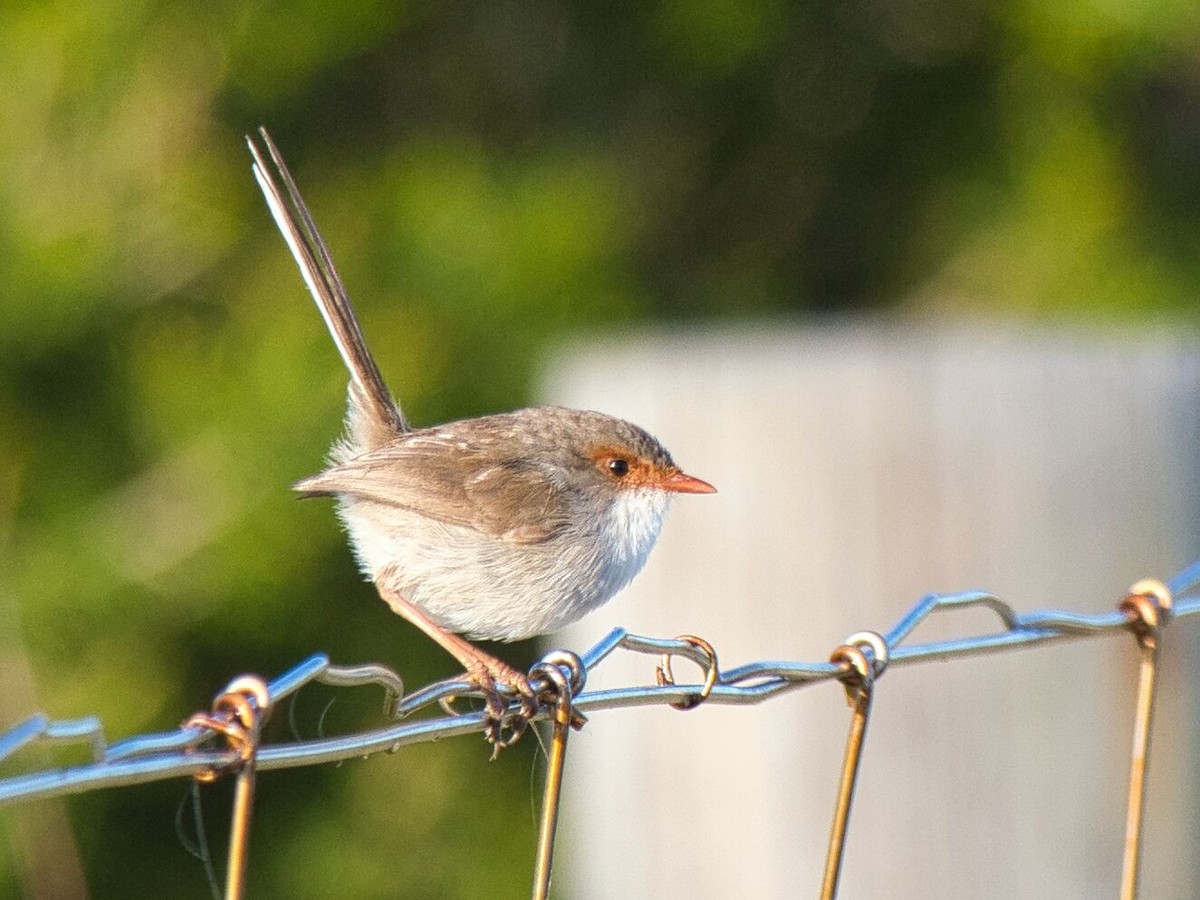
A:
[1,1,1198,897]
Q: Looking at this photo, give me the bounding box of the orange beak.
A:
[659,470,717,494]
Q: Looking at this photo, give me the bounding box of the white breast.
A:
[332,485,675,642]
[593,487,673,599]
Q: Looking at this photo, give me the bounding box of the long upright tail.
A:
[247,127,409,441]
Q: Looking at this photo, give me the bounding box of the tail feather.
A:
[248,128,408,440]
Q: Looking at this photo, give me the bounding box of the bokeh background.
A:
[1,2,1199,898]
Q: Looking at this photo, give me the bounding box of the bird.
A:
[246,128,714,745]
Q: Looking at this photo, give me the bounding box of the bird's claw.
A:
[466,665,541,758]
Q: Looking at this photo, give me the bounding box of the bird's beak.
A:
[660,470,717,494]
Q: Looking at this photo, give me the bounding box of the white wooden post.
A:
[544,322,1200,899]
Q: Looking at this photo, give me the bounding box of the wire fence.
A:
[3,558,1199,899]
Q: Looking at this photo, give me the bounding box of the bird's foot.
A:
[465,660,541,758]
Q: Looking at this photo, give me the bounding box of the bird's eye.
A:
[607,458,630,477]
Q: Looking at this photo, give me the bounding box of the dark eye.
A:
[607,458,630,477]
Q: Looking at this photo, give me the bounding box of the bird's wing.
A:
[294,439,572,545]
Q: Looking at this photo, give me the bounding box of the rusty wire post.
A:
[821,632,887,900]
[184,675,272,900]
[530,653,586,900]
[1118,579,1172,900]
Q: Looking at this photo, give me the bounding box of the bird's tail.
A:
[248,127,409,446]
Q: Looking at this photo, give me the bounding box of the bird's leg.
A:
[374,575,540,749]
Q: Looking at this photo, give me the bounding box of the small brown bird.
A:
[247,129,714,743]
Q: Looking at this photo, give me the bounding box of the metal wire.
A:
[529,654,583,900]
[2,562,1199,807]
[821,633,886,900]
[1118,580,1173,900]
[2,563,1199,899]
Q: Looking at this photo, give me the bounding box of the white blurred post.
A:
[542,321,1200,899]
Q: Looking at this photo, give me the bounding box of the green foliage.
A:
[1,1,1197,896]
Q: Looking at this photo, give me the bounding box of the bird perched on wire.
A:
[247,128,714,747]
